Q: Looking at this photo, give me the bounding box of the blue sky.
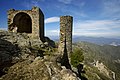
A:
[0,0,120,38]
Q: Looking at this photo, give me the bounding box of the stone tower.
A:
[7,6,44,41]
[58,16,73,57]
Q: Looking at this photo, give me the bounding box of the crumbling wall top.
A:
[7,6,44,40]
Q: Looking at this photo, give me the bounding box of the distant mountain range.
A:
[73,36,120,46]
[50,36,120,46]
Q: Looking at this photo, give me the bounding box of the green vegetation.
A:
[70,48,84,67]
[73,41,120,80]
[82,65,111,80]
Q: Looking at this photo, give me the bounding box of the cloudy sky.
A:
[0,0,120,38]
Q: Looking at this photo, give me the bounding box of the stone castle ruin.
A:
[7,7,73,67]
[7,6,44,41]
[58,16,73,69]
[58,16,73,57]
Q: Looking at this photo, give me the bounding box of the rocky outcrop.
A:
[0,57,80,80]
[45,61,79,80]
[94,60,116,80]
[0,30,43,68]
[0,30,55,62]
[83,60,116,80]
[0,59,50,80]
[0,30,80,80]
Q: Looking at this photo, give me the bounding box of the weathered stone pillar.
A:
[58,15,73,59]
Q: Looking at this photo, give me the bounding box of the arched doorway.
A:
[13,12,32,33]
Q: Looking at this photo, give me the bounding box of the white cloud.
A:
[49,30,59,33]
[0,27,7,30]
[56,1,87,18]
[45,17,59,24]
[58,0,73,4]
[73,31,120,38]
[21,0,45,9]
[73,20,120,38]
[45,19,120,38]
[46,30,59,36]
[102,0,120,18]
[74,20,120,30]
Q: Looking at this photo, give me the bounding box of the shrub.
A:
[70,48,84,67]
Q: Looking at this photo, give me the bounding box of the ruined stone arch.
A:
[7,6,44,40]
[13,12,32,33]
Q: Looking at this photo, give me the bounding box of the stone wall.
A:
[7,6,44,41]
[58,16,73,57]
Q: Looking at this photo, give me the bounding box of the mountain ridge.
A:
[50,36,120,46]
[73,41,120,80]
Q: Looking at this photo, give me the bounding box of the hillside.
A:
[73,41,120,80]
[1,30,120,80]
[0,30,79,80]
[73,36,120,46]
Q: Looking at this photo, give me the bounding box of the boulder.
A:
[1,60,50,80]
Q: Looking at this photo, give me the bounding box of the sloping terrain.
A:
[73,41,120,80]
[0,30,79,80]
[1,30,120,80]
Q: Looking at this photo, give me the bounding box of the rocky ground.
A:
[0,30,80,80]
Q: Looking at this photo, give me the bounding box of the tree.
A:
[70,48,84,67]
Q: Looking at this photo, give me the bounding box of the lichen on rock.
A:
[0,30,80,80]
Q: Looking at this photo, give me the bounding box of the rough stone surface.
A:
[45,60,80,80]
[0,30,80,80]
[58,16,73,69]
[58,16,73,57]
[7,6,44,40]
[60,69,80,80]
[0,30,48,72]
[1,60,50,80]
[0,59,80,80]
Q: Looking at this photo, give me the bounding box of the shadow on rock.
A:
[0,38,20,77]
[44,37,56,48]
[77,64,87,80]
